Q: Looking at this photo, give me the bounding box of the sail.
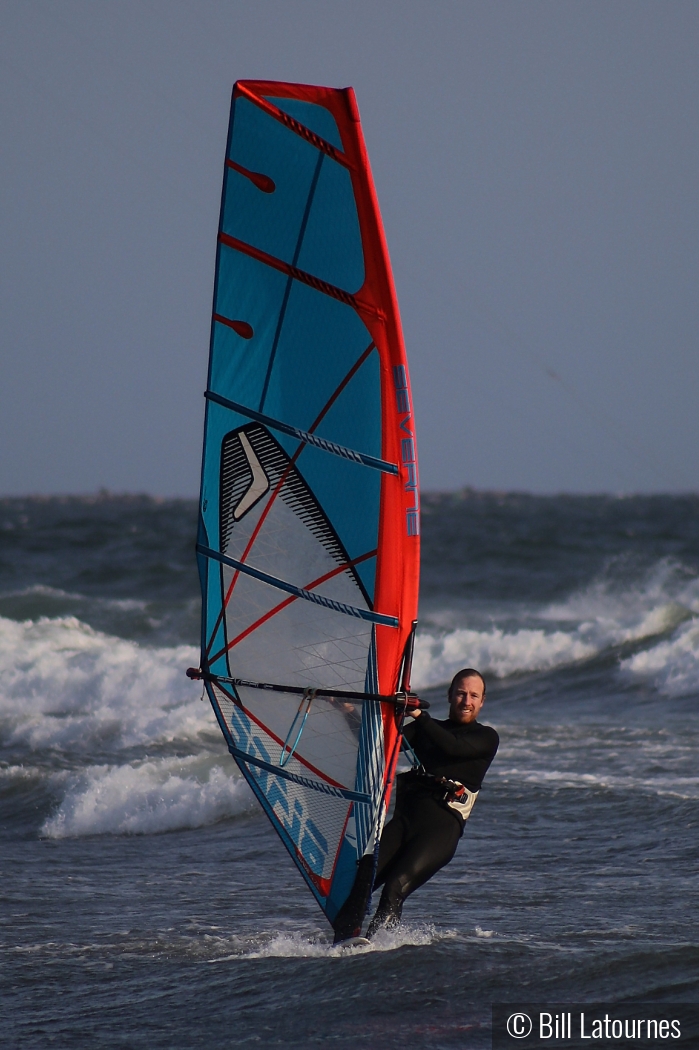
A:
[194,80,419,924]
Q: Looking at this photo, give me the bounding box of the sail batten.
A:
[197,544,399,627]
[203,390,399,474]
[234,81,352,166]
[217,232,381,313]
[195,80,419,925]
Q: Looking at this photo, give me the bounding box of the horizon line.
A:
[2,486,699,502]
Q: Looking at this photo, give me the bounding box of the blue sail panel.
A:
[267,97,344,149]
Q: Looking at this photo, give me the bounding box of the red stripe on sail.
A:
[208,547,377,664]
[225,158,275,193]
[211,679,350,790]
[234,82,351,169]
[218,232,384,320]
[214,313,253,339]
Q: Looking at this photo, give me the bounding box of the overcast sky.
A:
[1,1,697,495]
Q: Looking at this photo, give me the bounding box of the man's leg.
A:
[373,810,408,887]
[367,803,461,936]
[331,811,408,943]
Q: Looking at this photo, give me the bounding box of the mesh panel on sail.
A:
[212,683,369,884]
[215,422,374,693]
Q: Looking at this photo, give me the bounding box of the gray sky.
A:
[1,1,697,495]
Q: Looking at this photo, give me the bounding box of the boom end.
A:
[398,694,430,712]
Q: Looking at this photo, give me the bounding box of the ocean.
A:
[1,492,698,1048]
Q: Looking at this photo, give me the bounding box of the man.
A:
[332,668,498,943]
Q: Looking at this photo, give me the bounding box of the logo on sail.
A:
[233,432,270,520]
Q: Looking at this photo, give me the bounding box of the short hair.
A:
[448,668,486,698]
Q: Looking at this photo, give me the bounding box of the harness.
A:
[401,766,479,819]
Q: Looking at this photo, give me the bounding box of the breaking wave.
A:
[412,626,595,688]
[42,755,254,838]
[0,614,203,750]
[2,554,698,839]
[0,614,252,836]
[622,619,699,697]
[412,559,699,690]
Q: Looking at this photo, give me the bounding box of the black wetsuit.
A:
[332,713,498,942]
[401,712,499,794]
[368,714,499,933]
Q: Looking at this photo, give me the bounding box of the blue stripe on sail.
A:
[197,544,399,628]
[195,512,210,657]
[224,98,363,293]
[212,250,289,412]
[354,629,385,857]
[295,156,365,293]
[259,151,325,412]
[205,244,384,588]
[260,283,379,444]
[200,541,229,678]
[204,390,397,474]
[354,702,384,857]
[224,97,322,266]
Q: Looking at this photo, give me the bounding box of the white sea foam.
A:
[238,923,448,959]
[0,614,255,837]
[0,614,204,750]
[42,754,254,838]
[493,766,699,800]
[412,626,595,688]
[4,552,698,840]
[621,619,699,697]
[412,559,698,689]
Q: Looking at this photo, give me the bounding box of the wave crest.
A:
[0,614,203,750]
[412,626,595,688]
[0,614,254,837]
[622,619,699,697]
[42,754,253,838]
[413,558,699,689]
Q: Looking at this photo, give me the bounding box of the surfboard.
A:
[192,80,420,928]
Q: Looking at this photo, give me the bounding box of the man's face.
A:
[448,675,485,724]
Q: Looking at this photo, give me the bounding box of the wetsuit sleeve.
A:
[413,714,499,760]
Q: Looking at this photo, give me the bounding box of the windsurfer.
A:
[332,669,498,943]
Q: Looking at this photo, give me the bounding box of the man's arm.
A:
[413,713,499,760]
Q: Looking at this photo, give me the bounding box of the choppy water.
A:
[1,492,698,1048]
